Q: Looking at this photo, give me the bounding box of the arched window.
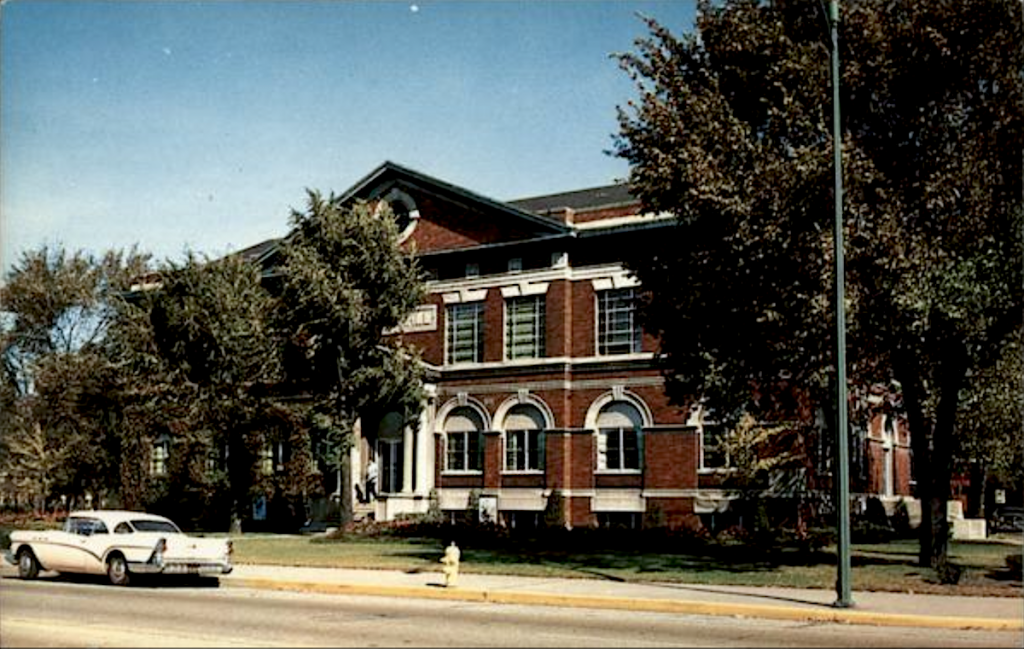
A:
[502,404,546,472]
[377,411,405,494]
[444,406,485,472]
[596,402,644,472]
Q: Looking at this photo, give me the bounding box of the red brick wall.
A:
[483,432,502,490]
[406,196,542,252]
[570,204,641,224]
[483,289,504,363]
[547,279,571,358]
[644,431,698,490]
[398,294,445,366]
[571,280,596,357]
[545,432,569,491]
[569,433,595,491]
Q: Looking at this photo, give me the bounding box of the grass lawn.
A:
[229,533,1023,597]
[4,513,1018,596]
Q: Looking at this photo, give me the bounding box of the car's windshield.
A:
[130,519,180,533]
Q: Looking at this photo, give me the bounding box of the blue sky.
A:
[1,0,695,275]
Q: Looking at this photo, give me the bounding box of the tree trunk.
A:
[893,343,934,568]
[928,338,969,568]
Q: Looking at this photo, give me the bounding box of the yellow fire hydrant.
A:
[440,541,461,587]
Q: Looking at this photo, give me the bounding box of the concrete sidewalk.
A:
[221,564,1024,632]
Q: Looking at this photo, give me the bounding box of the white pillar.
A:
[402,425,414,494]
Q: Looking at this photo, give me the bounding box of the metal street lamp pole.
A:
[829,0,854,609]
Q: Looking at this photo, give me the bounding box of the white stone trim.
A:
[584,389,654,430]
[493,392,555,431]
[499,282,549,298]
[434,394,492,433]
[436,373,664,398]
[592,489,645,512]
[572,212,674,230]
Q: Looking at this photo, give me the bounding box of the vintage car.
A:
[3,510,233,586]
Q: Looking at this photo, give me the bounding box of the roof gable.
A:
[341,161,571,254]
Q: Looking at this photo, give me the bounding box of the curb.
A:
[222,577,1024,632]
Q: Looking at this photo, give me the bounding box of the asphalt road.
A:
[1,576,1020,648]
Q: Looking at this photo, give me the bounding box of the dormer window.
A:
[466,263,480,278]
[508,258,522,273]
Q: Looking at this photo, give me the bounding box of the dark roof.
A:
[508,184,635,214]
[233,238,281,263]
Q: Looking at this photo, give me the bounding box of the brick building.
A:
[246,161,914,530]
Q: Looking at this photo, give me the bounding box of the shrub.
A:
[542,490,566,530]
[424,488,443,524]
[935,557,963,585]
[891,498,912,538]
[1005,553,1022,580]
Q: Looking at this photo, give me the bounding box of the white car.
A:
[4,510,233,586]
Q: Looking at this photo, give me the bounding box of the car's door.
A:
[77,518,112,574]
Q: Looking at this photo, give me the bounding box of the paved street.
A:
[2,577,1020,648]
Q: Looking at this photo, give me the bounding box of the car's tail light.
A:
[150,538,166,566]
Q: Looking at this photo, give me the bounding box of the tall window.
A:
[446,302,484,364]
[377,411,405,493]
[595,402,644,472]
[379,440,403,493]
[700,423,728,470]
[446,431,481,472]
[506,430,543,471]
[503,404,546,472]
[597,288,641,355]
[598,427,641,470]
[444,406,484,472]
[505,295,545,360]
[150,440,169,476]
[260,444,274,475]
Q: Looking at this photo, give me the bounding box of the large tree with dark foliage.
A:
[613,0,1022,569]
[275,194,427,523]
[102,251,307,531]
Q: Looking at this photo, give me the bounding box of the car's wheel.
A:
[106,553,131,586]
[17,548,39,580]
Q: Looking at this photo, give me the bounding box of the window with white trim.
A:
[444,406,484,472]
[446,431,481,472]
[595,401,644,471]
[503,404,546,472]
[505,295,545,360]
[597,288,641,355]
[598,427,641,470]
[446,302,484,364]
[506,430,543,471]
[150,440,169,476]
[700,423,729,470]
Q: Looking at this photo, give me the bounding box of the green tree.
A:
[614,0,1022,569]
[1,246,150,510]
[104,251,303,531]
[275,193,427,524]
[955,332,1024,518]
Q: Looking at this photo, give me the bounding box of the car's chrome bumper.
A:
[128,560,233,576]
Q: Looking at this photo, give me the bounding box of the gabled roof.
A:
[341,161,571,237]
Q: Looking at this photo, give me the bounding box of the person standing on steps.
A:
[366,456,378,502]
